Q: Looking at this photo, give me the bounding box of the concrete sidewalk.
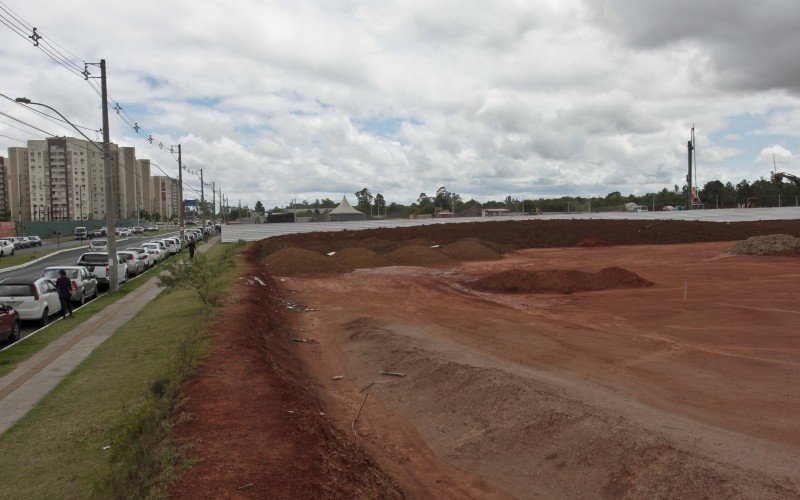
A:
[0,237,219,435]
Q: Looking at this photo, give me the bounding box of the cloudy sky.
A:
[2,0,800,207]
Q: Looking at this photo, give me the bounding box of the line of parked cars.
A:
[0,234,185,334]
[75,225,159,240]
[0,236,43,252]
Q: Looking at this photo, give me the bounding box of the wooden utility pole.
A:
[200,168,205,222]
[101,59,120,292]
[178,144,185,248]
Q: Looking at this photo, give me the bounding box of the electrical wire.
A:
[0,111,54,136]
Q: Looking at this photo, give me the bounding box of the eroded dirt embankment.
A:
[168,254,402,498]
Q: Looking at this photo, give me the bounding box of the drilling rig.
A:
[686,127,704,209]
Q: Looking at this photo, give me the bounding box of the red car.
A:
[0,304,21,342]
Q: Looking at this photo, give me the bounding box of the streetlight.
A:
[15,95,119,292]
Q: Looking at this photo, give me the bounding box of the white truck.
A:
[75,252,127,288]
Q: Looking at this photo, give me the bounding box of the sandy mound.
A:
[332,247,391,269]
[726,234,800,256]
[470,266,653,294]
[442,240,502,261]
[577,237,611,247]
[263,247,347,275]
[386,245,452,267]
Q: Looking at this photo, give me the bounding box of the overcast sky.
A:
[2,0,800,207]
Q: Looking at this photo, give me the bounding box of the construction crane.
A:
[772,171,800,186]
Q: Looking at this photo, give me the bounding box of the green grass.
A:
[0,242,240,498]
[0,248,64,269]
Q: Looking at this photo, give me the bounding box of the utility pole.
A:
[687,126,694,210]
[178,144,185,249]
[211,182,216,225]
[200,168,205,223]
[101,59,120,293]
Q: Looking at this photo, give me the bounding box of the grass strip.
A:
[0,248,65,269]
[0,242,241,498]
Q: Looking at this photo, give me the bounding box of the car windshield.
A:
[79,254,109,264]
[42,269,79,279]
[0,284,33,296]
[91,240,107,246]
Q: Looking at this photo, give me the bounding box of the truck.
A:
[75,252,127,288]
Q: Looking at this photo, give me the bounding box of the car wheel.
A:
[10,320,21,341]
[39,307,49,327]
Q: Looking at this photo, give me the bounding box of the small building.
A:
[327,196,366,222]
[482,208,510,217]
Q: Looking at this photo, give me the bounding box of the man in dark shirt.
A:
[187,236,196,260]
[55,269,74,318]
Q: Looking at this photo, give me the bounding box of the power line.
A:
[0,132,25,143]
[0,110,55,136]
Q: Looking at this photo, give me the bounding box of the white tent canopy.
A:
[327,196,364,215]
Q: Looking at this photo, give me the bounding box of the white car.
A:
[119,227,132,237]
[117,251,145,276]
[0,278,61,326]
[41,266,98,305]
[141,242,166,263]
[89,239,108,252]
[126,247,155,268]
[160,238,179,256]
[0,239,15,256]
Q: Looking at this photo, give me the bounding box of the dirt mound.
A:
[263,247,347,276]
[577,237,611,247]
[458,237,516,254]
[386,245,452,267]
[470,266,653,294]
[441,240,502,261]
[401,238,438,248]
[726,234,800,256]
[357,238,400,254]
[332,247,392,269]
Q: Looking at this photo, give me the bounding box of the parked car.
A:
[0,239,15,256]
[13,237,31,249]
[74,226,88,240]
[117,251,145,276]
[160,238,179,256]
[40,266,98,305]
[0,278,61,326]
[89,239,108,252]
[119,227,132,237]
[146,225,158,232]
[141,242,166,263]
[133,226,144,234]
[126,247,155,268]
[90,228,104,238]
[28,235,42,247]
[0,304,21,342]
[75,252,127,287]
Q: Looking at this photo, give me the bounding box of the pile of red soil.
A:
[263,247,346,276]
[470,266,653,294]
[386,245,452,266]
[459,237,516,254]
[577,237,611,247]
[332,247,391,269]
[356,237,400,254]
[441,240,502,261]
[400,237,439,247]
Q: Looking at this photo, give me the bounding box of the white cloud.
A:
[2,0,800,207]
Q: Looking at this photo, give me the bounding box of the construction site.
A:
[171,218,800,498]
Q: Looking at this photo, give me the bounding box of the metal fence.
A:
[16,219,141,239]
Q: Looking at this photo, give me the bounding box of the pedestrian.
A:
[55,269,74,318]
[188,236,196,260]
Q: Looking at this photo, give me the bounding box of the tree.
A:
[254,201,265,215]
[355,188,373,212]
[434,186,461,210]
[374,193,386,213]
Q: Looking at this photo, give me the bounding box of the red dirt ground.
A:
[169,219,800,498]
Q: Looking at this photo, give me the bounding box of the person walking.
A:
[187,236,196,260]
[55,269,74,318]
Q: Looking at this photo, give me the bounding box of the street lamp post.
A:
[16,84,120,291]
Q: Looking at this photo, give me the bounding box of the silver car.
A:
[89,239,108,252]
[41,266,98,305]
[117,251,145,276]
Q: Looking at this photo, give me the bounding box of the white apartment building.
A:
[6,147,30,222]
[0,157,8,220]
[137,159,152,219]
[151,174,180,221]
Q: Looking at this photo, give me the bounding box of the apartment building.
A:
[151,174,180,221]
[0,156,8,220]
[2,137,180,222]
[6,147,30,222]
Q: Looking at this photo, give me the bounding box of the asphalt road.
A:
[0,232,180,347]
